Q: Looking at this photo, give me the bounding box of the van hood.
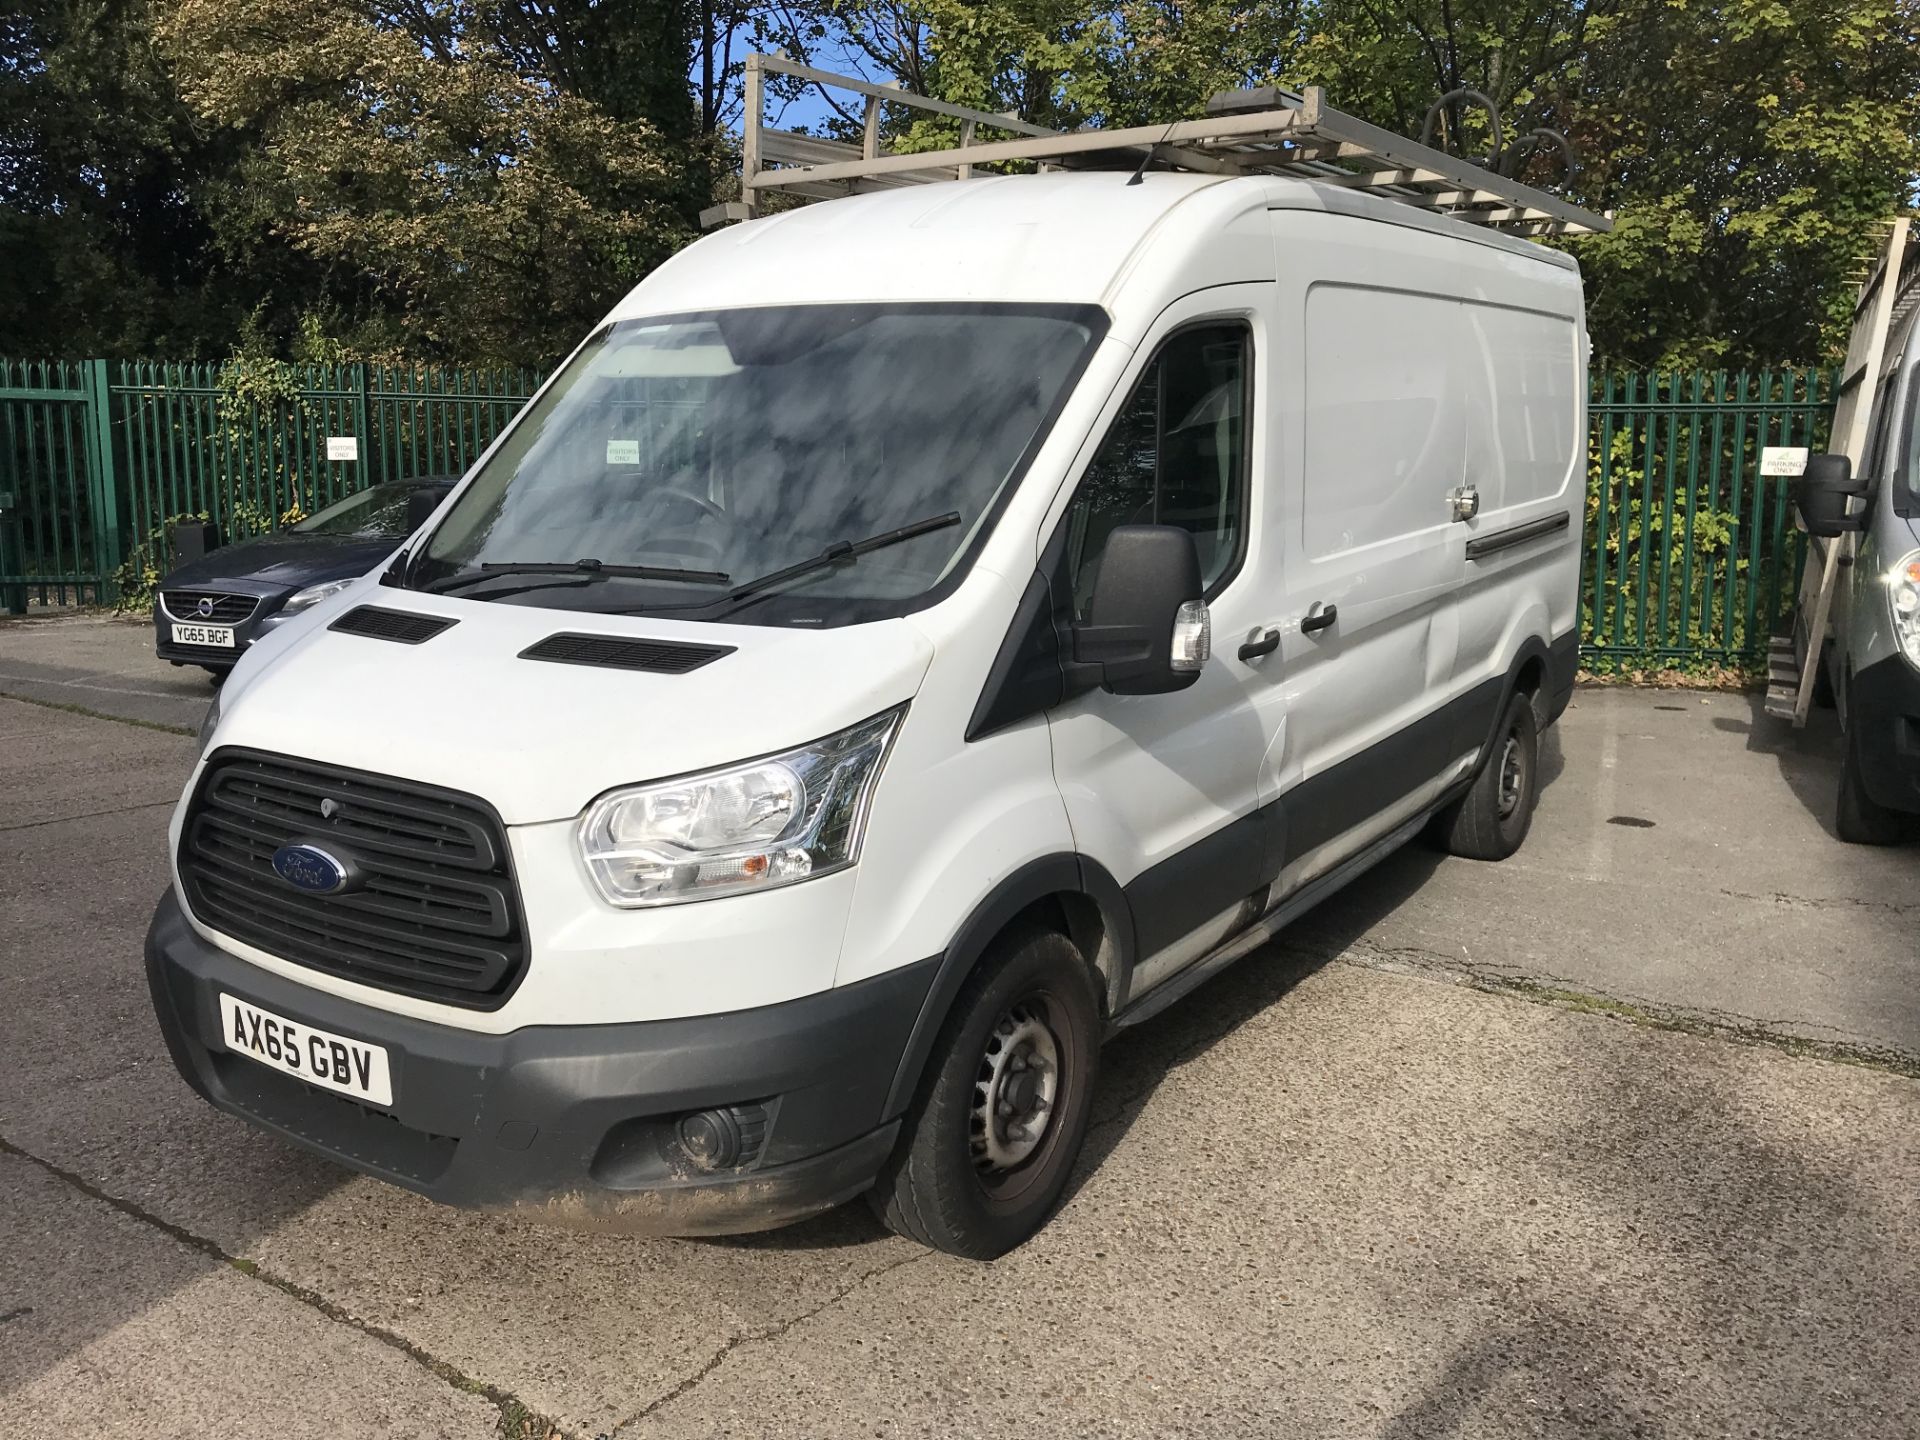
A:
[211,591,937,824]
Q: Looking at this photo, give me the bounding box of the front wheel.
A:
[1433,690,1540,861]
[868,927,1101,1259]
[1836,720,1910,846]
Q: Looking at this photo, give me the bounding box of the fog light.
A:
[677,1109,743,1171]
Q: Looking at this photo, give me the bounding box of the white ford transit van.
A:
[147,169,1587,1257]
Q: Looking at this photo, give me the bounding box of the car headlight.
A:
[578,707,905,907]
[195,689,222,763]
[1886,550,1920,670]
[280,577,356,617]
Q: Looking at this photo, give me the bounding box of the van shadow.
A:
[1706,690,1849,839]
[1065,836,1452,1207]
[1718,689,1918,846]
[712,834,1458,1252]
[730,834,1456,1253]
[1064,717,1568,1207]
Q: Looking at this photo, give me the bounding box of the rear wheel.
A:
[868,926,1101,1259]
[1434,690,1540,861]
[1836,720,1910,846]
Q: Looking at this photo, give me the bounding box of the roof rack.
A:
[704,53,1612,238]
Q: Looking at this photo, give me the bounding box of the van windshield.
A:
[408,304,1105,624]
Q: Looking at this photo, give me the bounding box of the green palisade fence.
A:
[1583,367,1838,671]
[0,357,1841,675]
[1,360,546,612]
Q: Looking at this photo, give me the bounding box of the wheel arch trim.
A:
[881,854,1133,1119]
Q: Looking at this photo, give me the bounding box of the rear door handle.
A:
[1238,627,1280,661]
[1301,602,1338,635]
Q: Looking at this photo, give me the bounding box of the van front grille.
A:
[178,750,527,1009]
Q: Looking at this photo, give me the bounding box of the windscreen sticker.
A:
[606,439,641,465]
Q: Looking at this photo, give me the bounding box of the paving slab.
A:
[0,612,216,731]
[0,1151,501,1440]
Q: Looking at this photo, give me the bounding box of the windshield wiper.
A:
[424,558,730,596]
[718,512,963,605]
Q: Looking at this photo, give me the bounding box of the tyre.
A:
[1836,720,1909,846]
[868,926,1101,1259]
[1434,690,1540,861]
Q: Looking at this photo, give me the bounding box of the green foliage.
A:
[1578,371,1833,676]
[4,0,1915,369]
[834,0,1919,368]
[154,0,701,366]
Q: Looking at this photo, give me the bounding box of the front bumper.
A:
[1849,655,1920,816]
[145,891,938,1234]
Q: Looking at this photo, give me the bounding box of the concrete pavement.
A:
[0,611,215,732]
[2,615,1917,1438]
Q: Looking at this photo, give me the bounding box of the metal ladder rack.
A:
[1768,216,1917,724]
[704,53,1612,238]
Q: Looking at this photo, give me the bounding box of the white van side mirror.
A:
[1795,453,1868,539]
[1070,525,1208,695]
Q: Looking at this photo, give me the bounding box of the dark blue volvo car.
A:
[155,479,453,674]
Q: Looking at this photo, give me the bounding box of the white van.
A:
[1775,223,1920,844]
[146,166,1589,1258]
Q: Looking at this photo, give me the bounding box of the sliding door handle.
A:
[1301,602,1338,635]
[1238,627,1280,661]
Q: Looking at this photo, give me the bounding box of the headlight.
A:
[280,577,356,616]
[1887,550,1920,670]
[578,707,905,907]
[195,689,222,763]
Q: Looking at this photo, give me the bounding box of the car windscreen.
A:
[406,303,1106,624]
[298,481,439,538]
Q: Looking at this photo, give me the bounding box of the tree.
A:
[1571,0,1920,365]
[157,0,698,363]
[0,0,275,355]
[827,0,1920,366]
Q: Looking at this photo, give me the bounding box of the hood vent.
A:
[329,606,458,645]
[520,632,735,674]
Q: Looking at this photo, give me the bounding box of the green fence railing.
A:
[0,357,1841,673]
[1,359,547,611]
[1582,367,1838,671]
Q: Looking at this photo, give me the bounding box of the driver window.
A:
[1064,323,1249,619]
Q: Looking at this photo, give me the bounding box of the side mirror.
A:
[1793,453,1868,538]
[1071,525,1210,695]
[406,487,447,532]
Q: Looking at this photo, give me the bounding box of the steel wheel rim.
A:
[1497,733,1524,817]
[970,997,1062,1179]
